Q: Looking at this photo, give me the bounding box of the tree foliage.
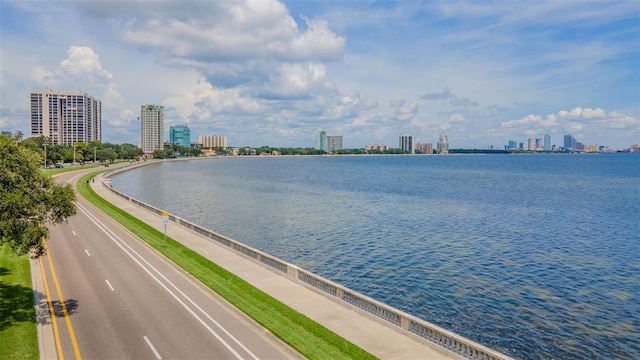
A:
[0,133,76,258]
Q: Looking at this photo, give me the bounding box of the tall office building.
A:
[30,88,101,145]
[564,134,576,150]
[508,140,518,150]
[437,132,449,154]
[197,134,228,148]
[528,138,535,151]
[399,134,414,153]
[326,135,343,153]
[544,135,551,151]
[169,124,191,148]
[316,129,327,153]
[140,104,164,153]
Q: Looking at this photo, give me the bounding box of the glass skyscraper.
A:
[316,129,327,153]
[169,124,191,148]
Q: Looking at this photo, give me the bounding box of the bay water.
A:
[110,154,639,359]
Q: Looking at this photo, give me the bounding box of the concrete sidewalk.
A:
[91,170,459,360]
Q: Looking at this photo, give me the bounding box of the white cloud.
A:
[450,113,466,123]
[117,1,345,64]
[59,46,113,82]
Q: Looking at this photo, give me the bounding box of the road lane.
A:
[39,169,300,359]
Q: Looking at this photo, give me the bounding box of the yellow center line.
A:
[39,256,64,360]
[44,237,83,360]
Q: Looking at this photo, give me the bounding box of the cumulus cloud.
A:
[501,107,639,139]
[117,0,345,64]
[389,97,418,121]
[59,46,113,82]
[258,62,336,99]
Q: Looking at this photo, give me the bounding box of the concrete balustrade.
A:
[102,164,513,360]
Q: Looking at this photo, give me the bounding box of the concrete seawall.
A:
[97,160,513,360]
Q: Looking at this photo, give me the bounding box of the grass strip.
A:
[0,244,39,360]
[77,170,376,360]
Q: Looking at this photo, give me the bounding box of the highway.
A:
[36,169,301,359]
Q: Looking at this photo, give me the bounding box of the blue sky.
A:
[1,0,638,149]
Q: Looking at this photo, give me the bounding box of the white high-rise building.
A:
[140,104,164,153]
[30,88,101,145]
[197,134,228,148]
[399,134,414,153]
[326,135,343,153]
[437,132,449,154]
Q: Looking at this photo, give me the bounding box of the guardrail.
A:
[102,166,513,360]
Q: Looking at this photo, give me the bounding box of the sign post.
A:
[161,211,169,248]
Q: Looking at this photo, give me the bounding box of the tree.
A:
[0,133,76,258]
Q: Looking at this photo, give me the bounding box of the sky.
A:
[1,0,639,149]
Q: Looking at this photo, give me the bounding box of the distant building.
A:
[416,142,433,154]
[544,135,551,151]
[169,124,191,148]
[198,134,228,148]
[508,140,518,150]
[316,129,327,153]
[437,132,449,154]
[535,138,543,150]
[564,134,577,150]
[576,142,585,151]
[365,144,390,152]
[140,104,164,154]
[399,134,414,153]
[528,138,535,151]
[30,88,102,145]
[326,135,343,153]
[584,144,599,153]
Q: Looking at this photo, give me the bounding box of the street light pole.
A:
[73,144,76,166]
[94,147,96,163]
[43,143,47,169]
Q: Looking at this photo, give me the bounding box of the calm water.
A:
[111,154,640,359]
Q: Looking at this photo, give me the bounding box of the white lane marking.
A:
[84,249,91,257]
[72,231,77,236]
[143,336,162,360]
[77,202,255,360]
[105,279,115,291]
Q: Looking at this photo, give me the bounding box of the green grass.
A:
[77,171,376,360]
[0,244,39,360]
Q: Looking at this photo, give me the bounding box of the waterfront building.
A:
[535,138,543,150]
[544,135,551,151]
[576,142,585,151]
[198,134,228,148]
[365,144,390,152]
[316,129,327,153]
[30,88,101,145]
[399,134,414,153]
[508,140,518,150]
[584,144,599,153]
[416,142,433,154]
[528,138,535,151]
[437,132,449,154]
[169,124,191,148]
[564,134,577,150]
[326,135,343,153]
[140,104,164,154]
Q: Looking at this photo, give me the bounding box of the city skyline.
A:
[1,1,638,149]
